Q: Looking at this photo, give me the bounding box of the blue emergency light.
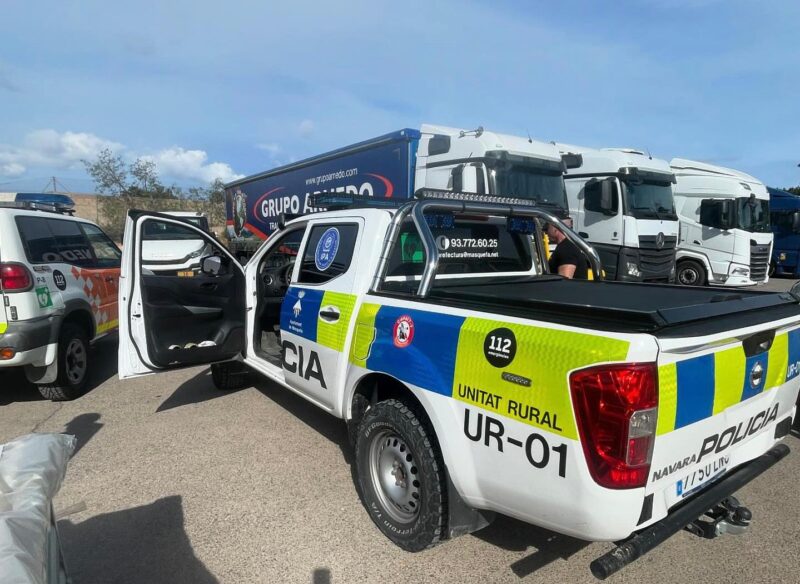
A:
[14,193,76,214]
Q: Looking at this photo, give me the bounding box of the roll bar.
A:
[371,198,604,297]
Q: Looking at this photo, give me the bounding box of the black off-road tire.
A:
[37,323,90,401]
[210,361,251,391]
[677,259,707,286]
[355,399,446,551]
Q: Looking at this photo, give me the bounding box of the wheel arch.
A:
[347,370,494,539]
[675,250,712,275]
[62,299,96,340]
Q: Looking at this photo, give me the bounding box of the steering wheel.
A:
[261,262,294,297]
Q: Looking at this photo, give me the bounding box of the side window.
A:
[46,219,95,267]
[16,216,59,263]
[140,218,212,273]
[584,180,619,214]
[297,224,359,284]
[15,216,95,266]
[262,228,305,270]
[81,223,122,268]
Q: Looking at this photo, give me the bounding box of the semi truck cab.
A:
[672,159,772,287]
[559,145,678,282]
[416,125,572,218]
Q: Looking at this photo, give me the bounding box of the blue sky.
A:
[1,0,798,192]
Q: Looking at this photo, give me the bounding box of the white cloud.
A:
[144,147,244,183]
[0,129,123,177]
[298,119,314,137]
[0,162,25,177]
[0,129,243,184]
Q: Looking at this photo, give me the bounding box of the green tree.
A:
[82,148,128,194]
[83,150,229,241]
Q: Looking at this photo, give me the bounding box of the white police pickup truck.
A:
[117,192,800,578]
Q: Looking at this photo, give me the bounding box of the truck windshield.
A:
[183,217,209,231]
[491,166,568,210]
[736,197,770,232]
[623,180,676,220]
[143,221,204,240]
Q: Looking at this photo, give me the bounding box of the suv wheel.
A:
[38,323,90,401]
[355,399,446,551]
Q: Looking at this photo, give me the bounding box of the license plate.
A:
[675,454,730,499]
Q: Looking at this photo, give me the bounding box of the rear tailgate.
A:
[646,314,800,522]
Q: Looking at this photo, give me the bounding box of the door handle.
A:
[200,282,218,290]
[319,307,340,322]
[578,231,589,238]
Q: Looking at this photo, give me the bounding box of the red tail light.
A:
[0,263,33,292]
[569,363,658,489]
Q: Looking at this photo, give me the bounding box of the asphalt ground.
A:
[1,277,799,584]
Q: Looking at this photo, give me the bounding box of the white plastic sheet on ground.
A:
[0,433,75,584]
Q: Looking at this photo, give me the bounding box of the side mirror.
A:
[201,255,223,276]
[449,164,464,192]
[561,153,583,170]
[792,211,800,233]
[600,178,616,214]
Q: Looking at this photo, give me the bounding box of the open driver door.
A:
[118,211,247,379]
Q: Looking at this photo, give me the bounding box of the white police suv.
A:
[0,194,121,400]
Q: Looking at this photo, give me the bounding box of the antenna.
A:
[527,129,532,143]
[645,147,652,160]
[41,176,71,193]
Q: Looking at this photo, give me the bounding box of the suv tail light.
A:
[569,363,658,489]
[0,263,33,292]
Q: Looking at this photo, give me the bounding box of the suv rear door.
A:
[118,211,247,379]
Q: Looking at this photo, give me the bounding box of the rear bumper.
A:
[0,315,60,367]
[590,443,790,580]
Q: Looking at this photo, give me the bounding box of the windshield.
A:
[143,221,204,240]
[623,180,676,220]
[491,165,568,210]
[736,197,770,232]
[183,216,209,231]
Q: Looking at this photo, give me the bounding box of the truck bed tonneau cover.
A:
[420,277,800,336]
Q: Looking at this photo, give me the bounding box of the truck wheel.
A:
[677,260,706,286]
[355,399,446,551]
[211,361,251,391]
[37,323,90,401]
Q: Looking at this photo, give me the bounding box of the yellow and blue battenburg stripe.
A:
[349,302,630,440]
[283,288,799,440]
[656,328,800,435]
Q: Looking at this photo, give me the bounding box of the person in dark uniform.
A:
[545,219,588,279]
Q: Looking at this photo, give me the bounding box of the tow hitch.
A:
[684,495,752,538]
[589,443,789,580]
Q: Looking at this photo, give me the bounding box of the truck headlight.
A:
[731,267,749,276]
[779,252,787,261]
[626,261,642,278]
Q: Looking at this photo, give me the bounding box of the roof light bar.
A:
[414,188,537,206]
[308,193,404,211]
